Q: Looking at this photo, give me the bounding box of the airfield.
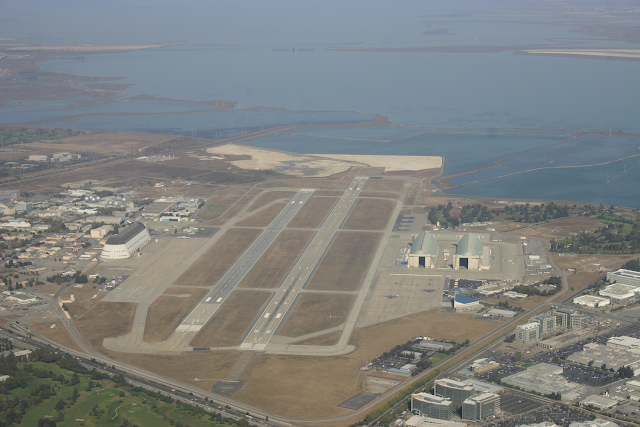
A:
[34,166,551,418]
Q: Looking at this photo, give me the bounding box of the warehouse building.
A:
[462,393,500,420]
[408,232,439,268]
[434,379,474,404]
[411,393,453,420]
[573,295,610,308]
[403,416,466,427]
[453,233,482,270]
[454,294,480,312]
[606,269,640,288]
[600,283,639,300]
[608,336,640,354]
[502,363,585,401]
[568,342,640,371]
[100,222,151,259]
[580,395,618,410]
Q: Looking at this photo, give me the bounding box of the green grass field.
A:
[1,357,244,427]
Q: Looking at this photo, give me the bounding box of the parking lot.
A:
[500,394,544,415]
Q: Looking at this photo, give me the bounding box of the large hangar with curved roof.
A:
[454,233,482,270]
[408,232,438,268]
[100,222,151,260]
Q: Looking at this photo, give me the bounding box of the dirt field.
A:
[278,293,354,338]
[143,288,209,342]
[366,180,404,191]
[307,232,382,292]
[404,182,421,205]
[104,350,241,392]
[174,228,261,286]
[484,295,551,310]
[27,323,87,354]
[359,191,400,199]
[238,230,314,289]
[236,203,285,227]
[62,285,108,320]
[247,191,297,211]
[205,189,261,226]
[189,290,271,348]
[0,315,20,327]
[504,217,606,240]
[552,254,636,273]
[287,197,337,229]
[342,199,395,231]
[234,309,500,419]
[76,302,137,351]
[290,330,342,346]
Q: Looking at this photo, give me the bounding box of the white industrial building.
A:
[608,336,640,354]
[100,222,151,259]
[600,283,639,300]
[573,295,610,308]
[580,395,618,409]
[607,269,640,288]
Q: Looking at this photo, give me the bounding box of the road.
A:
[240,176,368,350]
[148,189,315,351]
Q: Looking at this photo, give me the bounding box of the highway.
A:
[166,189,314,349]
[240,176,368,350]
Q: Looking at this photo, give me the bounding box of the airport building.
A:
[408,232,439,268]
[454,294,481,312]
[453,233,482,270]
[606,269,640,288]
[100,222,151,259]
[461,393,500,420]
[434,379,474,403]
[411,393,453,420]
[573,295,610,308]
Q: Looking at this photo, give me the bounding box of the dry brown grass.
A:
[234,309,500,419]
[343,199,395,231]
[76,302,137,351]
[32,283,62,295]
[288,197,337,229]
[403,182,420,205]
[238,230,314,289]
[503,217,606,241]
[27,322,88,354]
[248,191,297,211]
[313,191,344,197]
[0,315,20,327]
[261,180,348,190]
[236,203,284,227]
[205,189,262,226]
[63,285,107,319]
[484,295,551,310]
[175,228,261,286]
[307,232,382,292]
[278,294,354,338]
[359,192,400,199]
[104,350,241,392]
[366,180,404,191]
[552,254,636,273]
[143,288,209,342]
[289,330,342,346]
[190,290,271,348]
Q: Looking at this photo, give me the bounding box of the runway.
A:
[240,176,368,350]
[165,189,314,348]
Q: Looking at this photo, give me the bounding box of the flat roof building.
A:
[570,420,618,427]
[580,395,618,409]
[568,342,640,371]
[403,416,466,427]
[469,359,501,374]
[434,379,474,404]
[573,295,610,308]
[462,393,500,420]
[100,222,150,260]
[502,363,585,401]
[607,269,640,288]
[600,283,639,300]
[607,336,640,354]
[454,233,482,270]
[454,294,480,312]
[408,232,438,268]
[412,393,453,420]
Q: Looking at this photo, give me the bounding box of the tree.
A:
[55,398,65,411]
[514,351,522,361]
